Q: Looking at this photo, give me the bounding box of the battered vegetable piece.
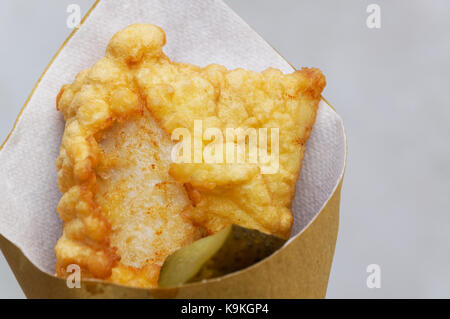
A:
[55,24,325,287]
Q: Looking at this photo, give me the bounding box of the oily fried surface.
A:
[55,24,325,287]
[96,112,202,286]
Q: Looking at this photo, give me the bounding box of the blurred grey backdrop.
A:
[1,0,449,298]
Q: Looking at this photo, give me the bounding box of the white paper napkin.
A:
[0,0,346,274]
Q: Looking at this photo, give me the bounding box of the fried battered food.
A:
[55,24,325,287]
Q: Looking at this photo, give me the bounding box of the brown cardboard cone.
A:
[0,178,342,298]
[0,0,347,299]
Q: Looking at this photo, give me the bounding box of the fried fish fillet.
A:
[55,24,325,287]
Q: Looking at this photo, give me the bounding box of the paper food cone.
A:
[0,0,347,299]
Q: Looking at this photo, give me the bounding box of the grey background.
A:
[0,0,449,298]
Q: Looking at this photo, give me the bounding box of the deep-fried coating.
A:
[96,112,202,286]
[55,24,325,287]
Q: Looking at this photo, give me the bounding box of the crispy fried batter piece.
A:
[55,24,325,287]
